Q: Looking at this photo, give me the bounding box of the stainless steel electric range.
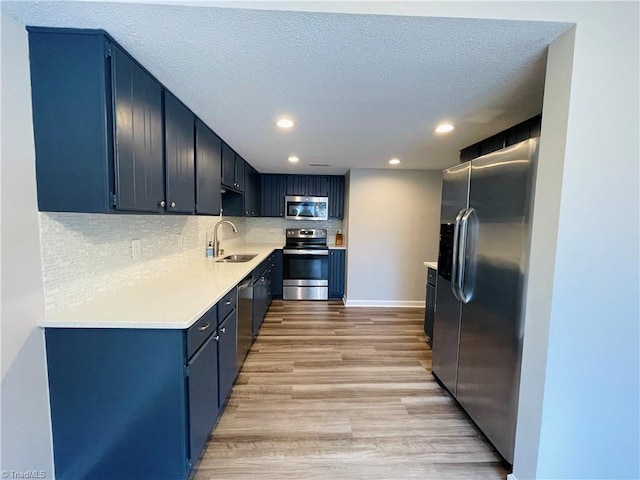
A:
[282,228,329,300]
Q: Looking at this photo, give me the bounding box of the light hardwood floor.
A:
[193,300,509,479]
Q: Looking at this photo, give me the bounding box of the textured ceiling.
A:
[2,1,570,174]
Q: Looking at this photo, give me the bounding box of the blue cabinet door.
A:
[329,250,346,298]
[112,45,165,212]
[328,175,345,218]
[272,249,284,297]
[187,332,219,468]
[221,142,235,189]
[234,154,245,192]
[286,175,309,196]
[244,164,260,216]
[218,310,238,408]
[250,167,261,216]
[308,176,329,196]
[286,175,329,196]
[261,175,287,216]
[164,92,195,213]
[195,119,222,215]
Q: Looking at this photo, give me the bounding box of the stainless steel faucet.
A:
[212,220,238,257]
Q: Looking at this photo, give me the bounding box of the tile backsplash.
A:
[39,213,246,313]
[245,217,343,244]
[39,213,343,313]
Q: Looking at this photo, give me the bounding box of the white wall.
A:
[530,4,639,478]
[345,169,441,306]
[0,12,54,477]
[512,26,575,480]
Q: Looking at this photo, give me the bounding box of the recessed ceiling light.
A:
[389,158,401,165]
[288,156,299,163]
[276,118,295,129]
[435,123,455,134]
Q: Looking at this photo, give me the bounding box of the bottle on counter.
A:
[206,241,214,258]
[335,230,343,246]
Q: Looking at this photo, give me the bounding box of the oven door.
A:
[282,249,329,300]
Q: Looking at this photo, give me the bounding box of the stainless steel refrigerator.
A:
[432,137,538,465]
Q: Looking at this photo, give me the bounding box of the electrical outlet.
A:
[131,239,141,261]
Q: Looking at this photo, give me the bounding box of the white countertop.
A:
[39,243,283,330]
[328,244,347,250]
[423,261,438,270]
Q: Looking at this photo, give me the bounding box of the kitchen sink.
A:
[216,254,258,263]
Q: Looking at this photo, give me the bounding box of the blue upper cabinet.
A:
[286,175,328,197]
[234,154,245,192]
[28,28,166,213]
[263,174,344,218]
[221,142,235,189]
[261,175,287,217]
[244,164,261,217]
[221,149,246,193]
[27,27,241,216]
[328,175,345,219]
[195,119,222,215]
[164,91,196,213]
[111,45,165,212]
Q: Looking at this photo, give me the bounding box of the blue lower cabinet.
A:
[187,332,219,468]
[44,309,226,479]
[329,249,346,298]
[272,249,283,297]
[44,293,250,479]
[218,310,238,408]
[45,328,190,480]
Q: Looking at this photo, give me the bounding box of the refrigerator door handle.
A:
[450,208,466,301]
[458,207,476,304]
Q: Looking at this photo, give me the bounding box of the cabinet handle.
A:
[159,200,166,207]
[225,300,233,305]
[221,327,226,333]
[170,201,176,208]
[198,323,210,331]
[214,335,220,341]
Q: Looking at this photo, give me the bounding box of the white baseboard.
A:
[343,299,425,308]
[506,474,518,480]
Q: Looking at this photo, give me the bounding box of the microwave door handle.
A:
[450,209,465,301]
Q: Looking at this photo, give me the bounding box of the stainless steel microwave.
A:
[284,196,329,221]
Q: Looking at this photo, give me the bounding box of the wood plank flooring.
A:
[193,300,509,480]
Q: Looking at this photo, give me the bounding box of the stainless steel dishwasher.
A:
[236,274,254,370]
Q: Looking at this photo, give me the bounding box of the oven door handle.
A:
[283,249,329,255]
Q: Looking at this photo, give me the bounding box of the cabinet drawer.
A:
[187,306,217,359]
[218,287,237,324]
[253,255,272,282]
